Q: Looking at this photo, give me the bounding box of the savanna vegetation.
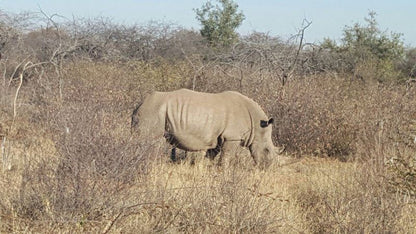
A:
[0,1,415,232]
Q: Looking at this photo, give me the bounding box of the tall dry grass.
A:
[0,60,415,233]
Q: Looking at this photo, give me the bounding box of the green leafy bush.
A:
[195,0,245,48]
[321,12,405,82]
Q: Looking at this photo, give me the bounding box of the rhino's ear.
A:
[260,118,274,128]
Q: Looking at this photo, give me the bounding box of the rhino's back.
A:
[167,89,267,148]
[164,89,228,150]
[215,91,268,141]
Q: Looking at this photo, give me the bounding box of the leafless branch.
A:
[283,19,312,85]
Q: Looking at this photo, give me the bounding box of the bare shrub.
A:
[268,76,357,158]
[388,152,416,197]
[266,75,416,162]
[2,61,168,229]
[61,17,205,62]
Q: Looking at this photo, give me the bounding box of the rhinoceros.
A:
[131,89,275,167]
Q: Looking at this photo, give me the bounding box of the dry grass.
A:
[291,158,415,233]
[0,60,415,233]
[2,153,415,233]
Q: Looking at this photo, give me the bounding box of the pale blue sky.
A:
[1,0,415,46]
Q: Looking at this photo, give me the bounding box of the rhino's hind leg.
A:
[170,147,189,163]
[206,144,221,160]
[206,148,219,160]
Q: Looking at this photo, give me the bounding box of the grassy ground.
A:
[1,152,415,233]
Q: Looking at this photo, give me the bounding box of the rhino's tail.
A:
[131,102,143,134]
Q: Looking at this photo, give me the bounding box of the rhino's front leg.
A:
[205,136,223,160]
[217,141,239,167]
[171,147,177,162]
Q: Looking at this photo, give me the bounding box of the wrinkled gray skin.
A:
[131,89,275,167]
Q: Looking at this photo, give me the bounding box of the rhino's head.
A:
[250,118,275,169]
